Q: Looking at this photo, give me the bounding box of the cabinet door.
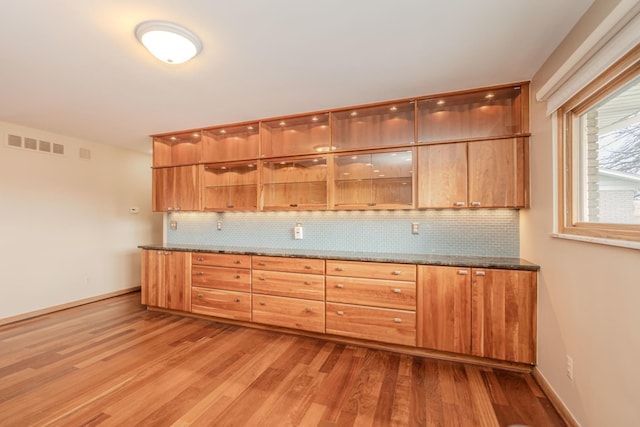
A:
[468,138,528,208]
[152,168,173,212]
[163,251,191,312]
[262,157,328,210]
[416,266,471,354]
[141,249,165,307]
[471,268,537,364]
[417,143,468,208]
[172,165,201,211]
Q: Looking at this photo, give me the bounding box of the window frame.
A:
[557,46,640,243]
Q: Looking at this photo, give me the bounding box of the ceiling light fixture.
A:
[135,20,202,64]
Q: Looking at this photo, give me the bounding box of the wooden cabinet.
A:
[471,268,537,364]
[191,253,251,321]
[262,156,328,210]
[152,165,201,212]
[141,249,191,312]
[251,256,325,333]
[333,149,414,209]
[202,123,259,163]
[152,131,201,167]
[417,265,536,364]
[331,102,415,151]
[417,138,528,208]
[325,260,416,346]
[202,162,258,211]
[417,84,527,143]
[261,114,330,157]
[417,266,471,354]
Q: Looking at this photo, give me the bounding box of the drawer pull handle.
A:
[259,301,266,306]
[197,257,204,261]
[337,310,344,316]
[304,281,313,286]
[392,288,402,294]
[227,204,234,209]
[471,201,481,207]
[157,251,163,255]
[258,276,266,281]
[304,265,312,269]
[457,270,469,275]
[234,275,241,279]
[196,272,204,276]
[258,262,266,266]
[392,270,402,276]
[475,271,486,276]
[164,252,170,256]
[454,201,465,207]
[336,283,344,289]
[393,317,402,323]
[174,207,181,211]
[234,298,241,303]
[234,260,241,264]
[305,307,313,312]
[335,267,344,272]
[167,207,173,211]
[197,293,203,298]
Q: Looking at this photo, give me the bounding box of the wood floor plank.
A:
[0,292,566,427]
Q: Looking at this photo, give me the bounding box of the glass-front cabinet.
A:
[333,149,414,209]
[261,114,331,157]
[331,102,415,151]
[262,156,328,210]
[417,84,526,143]
[201,123,259,163]
[153,131,201,167]
[202,162,258,211]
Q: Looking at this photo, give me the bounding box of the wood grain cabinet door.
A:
[471,268,537,364]
[172,165,202,211]
[141,249,165,307]
[417,266,471,354]
[417,143,468,208]
[163,251,192,312]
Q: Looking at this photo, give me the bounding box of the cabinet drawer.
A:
[192,253,251,269]
[192,288,251,321]
[252,294,324,333]
[326,260,416,281]
[252,270,324,301]
[325,276,415,310]
[252,256,324,275]
[326,303,416,346]
[192,266,251,292]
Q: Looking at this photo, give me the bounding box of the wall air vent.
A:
[6,134,65,156]
[79,147,91,160]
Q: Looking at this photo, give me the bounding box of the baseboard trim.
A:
[0,286,141,326]
[532,367,580,427]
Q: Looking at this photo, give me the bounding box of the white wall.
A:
[0,121,162,320]
[521,1,640,425]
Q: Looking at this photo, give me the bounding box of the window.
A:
[558,47,640,243]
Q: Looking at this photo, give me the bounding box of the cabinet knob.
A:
[164,252,170,256]
[197,257,204,261]
[174,207,181,211]
[196,293,203,298]
[227,204,234,209]
[196,271,204,276]
[167,207,173,211]
[290,204,298,207]
[234,275,241,279]
[336,283,344,289]
[157,251,163,255]
[392,288,402,294]
[234,298,241,303]
[392,270,402,276]
[337,310,344,316]
[259,301,266,306]
[335,267,344,272]
[454,201,466,207]
[393,317,402,323]
[304,265,312,270]
[457,270,469,275]
[304,281,313,286]
[258,262,266,266]
[234,260,241,264]
[475,271,486,276]
[258,276,266,281]
[471,201,481,207]
[305,307,313,312]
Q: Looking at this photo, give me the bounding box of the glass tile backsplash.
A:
[166,210,519,257]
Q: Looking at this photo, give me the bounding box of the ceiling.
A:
[0,0,595,154]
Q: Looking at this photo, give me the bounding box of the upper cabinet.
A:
[153,165,202,212]
[332,102,415,151]
[202,162,258,211]
[261,114,331,158]
[202,123,259,163]
[417,83,528,143]
[153,131,201,167]
[334,149,414,209]
[262,156,328,210]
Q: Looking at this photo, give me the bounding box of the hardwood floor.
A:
[0,293,565,426]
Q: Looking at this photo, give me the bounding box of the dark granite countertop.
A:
[138,244,539,271]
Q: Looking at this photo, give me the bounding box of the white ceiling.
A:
[0,0,595,154]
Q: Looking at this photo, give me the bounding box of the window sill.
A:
[551,233,640,250]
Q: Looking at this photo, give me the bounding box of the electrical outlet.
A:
[566,355,574,381]
[294,222,303,240]
[216,220,222,231]
[411,222,419,234]
[170,220,178,230]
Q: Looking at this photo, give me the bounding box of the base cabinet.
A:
[141,249,191,312]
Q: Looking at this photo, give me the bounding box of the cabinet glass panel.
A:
[334,150,413,208]
[261,114,330,157]
[417,85,524,143]
[332,102,414,151]
[203,162,258,211]
[202,123,259,163]
[153,131,201,167]
[262,157,327,209]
